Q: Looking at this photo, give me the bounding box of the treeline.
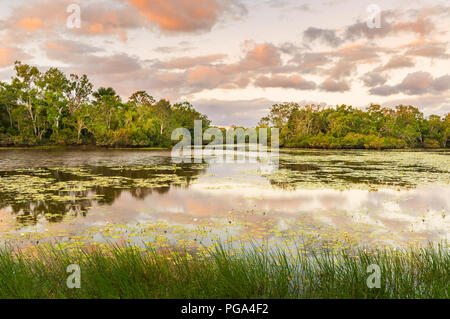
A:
[259,103,450,149]
[0,62,210,147]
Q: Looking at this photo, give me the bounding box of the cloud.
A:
[334,44,381,62]
[254,74,316,90]
[322,60,356,80]
[430,75,450,92]
[377,55,415,71]
[40,39,288,97]
[370,72,450,96]
[2,0,245,43]
[286,43,387,79]
[393,12,436,37]
[369,85,400,96]
[127,0,246,33]
[289,52,331,73]
[44,39,141,76]
[45,40,103,60]
[361,72,387,87]
[153,42,283,94]
[404,41,449,59]
[2,0,142,42]
[154,42,195,53]
[238,42,282,71]
[80,3,143,41]
[398,71,434,94]
[16,17,44,32]
[304,8,447,47]
[343,13,396,41]
[319,78,350,92]
[0,47,29,68]
[154,54,227,69]
[303,27,343,47]
[185,65,230,89]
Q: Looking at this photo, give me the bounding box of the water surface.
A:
[0,148,448,252]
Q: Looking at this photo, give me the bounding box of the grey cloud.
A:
[370,72,450,96]
[290,52,331,73]
[304,8,446,48]
[319,78,350,92]
[303,27,343,47]
[361,72,387,87]
[254,74,316,90]
[378,55,415,71]
[405,42,449,59]
[323,60,357,80]
[430,75,450,92]
[369,85,400,96]
[343,11,396,41]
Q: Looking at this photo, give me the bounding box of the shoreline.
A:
[0,145,448,151]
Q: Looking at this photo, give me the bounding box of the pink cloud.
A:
[404,40,449,59]
[0,47,29,68]
[370,72,450,96]
[319,78,350,92]
[127,0,245,33]
[16,18,44,32]
[254,74,316,90]
[238,42,281,71]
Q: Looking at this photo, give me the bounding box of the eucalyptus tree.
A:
[11,61,44,140]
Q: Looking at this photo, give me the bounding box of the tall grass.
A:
[0,243,448,299]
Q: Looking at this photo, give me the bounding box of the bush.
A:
[342,133,365,149]
[363,135,385,150]
[423,138,440,149]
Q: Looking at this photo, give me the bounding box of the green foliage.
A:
[0,62,210,147]
[261,103,450,149]
[0,243,448,298]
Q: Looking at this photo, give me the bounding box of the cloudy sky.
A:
[0,0,449,126]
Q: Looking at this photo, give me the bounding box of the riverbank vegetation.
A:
[2,62,449,150]
[260,103,450,149]
[0,62,210,147]
[0,243,448,299]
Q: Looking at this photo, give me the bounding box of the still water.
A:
[0,148,448,251]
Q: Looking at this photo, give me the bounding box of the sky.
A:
[0,0,449,126]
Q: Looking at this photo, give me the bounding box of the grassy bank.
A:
[0,243,448,299]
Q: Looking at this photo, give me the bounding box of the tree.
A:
[260,101,448,149]
[259,102,298,128]
[93,87,121,131]
[11,61,45,140]
[152,99,172,136]
[128,91,155,107]
[39,67,70,138]
[0,62,212,147]
[0,82,17,131]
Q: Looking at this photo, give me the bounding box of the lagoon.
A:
[0,148,448,252]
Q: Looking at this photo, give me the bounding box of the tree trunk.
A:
[77,120,84,143]
[6,105,12,128]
